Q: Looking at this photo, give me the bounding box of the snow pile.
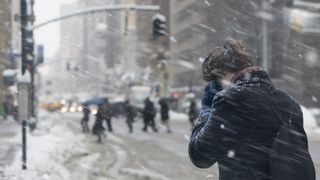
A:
[0,112,87,180]
[301,106,320,141]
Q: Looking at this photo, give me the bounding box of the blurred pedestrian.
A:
[102,99,114,133]
[159,98,171,133]
[189,39,315,180]
[92,103,105,143]
[125,100,136,133]
[81,104,90,133]
[188,100,198,128]
[142,97,158,132]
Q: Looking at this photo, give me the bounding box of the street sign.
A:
[36,45,44,65]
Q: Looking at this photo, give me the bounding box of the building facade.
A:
[0,0,20,104]
[170,0,320,107]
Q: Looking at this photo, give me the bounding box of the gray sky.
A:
[34,0,78,59]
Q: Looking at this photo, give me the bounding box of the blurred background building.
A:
[38,0,320,108]
[169,0,320,107]
[0,0,20,106]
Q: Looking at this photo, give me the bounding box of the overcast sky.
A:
[34,0,78,59]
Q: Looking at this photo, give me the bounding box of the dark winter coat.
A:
[143,99,156,119]
[102,104,114,120]
[159,100,169,121]
[125,103,136,122]
[189,70,315,180]
[92,106,105,134]
[82,107,90,121]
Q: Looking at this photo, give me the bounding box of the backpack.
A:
[269,113,316,180]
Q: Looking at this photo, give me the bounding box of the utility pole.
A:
[20,0,28,170]
[21,0,28,75]
[20,0,36,170]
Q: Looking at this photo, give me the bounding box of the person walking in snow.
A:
[158,98,171,133]
[102,100,114,133]
[124,100,136,133]
[92,103,105,143]
[81,104,90,133]
[188,100,198,128]
[189,39,315,180]
[142,97,158,132]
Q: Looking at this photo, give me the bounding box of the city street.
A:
[0,120,19,170]
[5,110,317,180]
[1,110,320,179]
[63,112,218,180]
[1,0,320,180]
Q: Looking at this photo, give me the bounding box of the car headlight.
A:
[70,107,76,113]
[61,107,68,113]
[77,106,83,112]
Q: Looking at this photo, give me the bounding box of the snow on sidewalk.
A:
[0,111,88,180]
[301,106,320,141]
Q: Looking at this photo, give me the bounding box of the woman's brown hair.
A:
[203,39,253,78]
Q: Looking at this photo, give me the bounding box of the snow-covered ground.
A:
[301,106,320,141]
[0,111,88,180]
[0,107,319,180]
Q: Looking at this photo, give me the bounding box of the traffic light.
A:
[152,13,167,37]
[25,29,34,64]
[22,28,34,74]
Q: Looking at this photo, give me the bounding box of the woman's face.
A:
[213,69,235,89]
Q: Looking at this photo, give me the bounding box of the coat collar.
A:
[232,66,272,85]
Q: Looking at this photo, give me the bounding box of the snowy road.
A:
[2,111,319,180]
[63,112,320,180]
[63,112,218,180]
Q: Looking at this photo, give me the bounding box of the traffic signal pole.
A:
[21,0,28,75]
[32,5,160,30]
[20,0,28,170]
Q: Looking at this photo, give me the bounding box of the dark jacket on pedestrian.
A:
[159,99,169,121]
[143,98,156,119]
[189,70,315,180]
[82,105,90,121]
[92,105,105,134]
[103,104,114,120]
[125,102,136,122]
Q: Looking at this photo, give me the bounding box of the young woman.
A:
[189,39,315,180]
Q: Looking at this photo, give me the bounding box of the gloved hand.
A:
[201,81,219,108]
[201,83,214,108]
